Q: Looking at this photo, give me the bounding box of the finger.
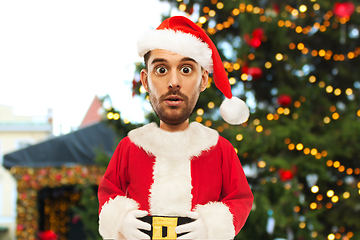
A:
[176,231,197,240]
[135,220,152,231]
[133,210,149,218]
[185,211,200,220]
[175,222,195,234]
[133,229,151,240]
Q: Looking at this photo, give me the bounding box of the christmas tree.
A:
[130,0,360,239]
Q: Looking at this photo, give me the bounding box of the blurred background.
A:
[1,0,360,239]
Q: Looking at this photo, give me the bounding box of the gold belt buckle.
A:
[152,216,178,239]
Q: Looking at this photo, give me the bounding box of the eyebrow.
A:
[150,57,197,66]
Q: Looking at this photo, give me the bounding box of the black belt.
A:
[138,216,194,239]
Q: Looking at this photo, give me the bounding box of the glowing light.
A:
[333,161,340,168]
[229,77,236,85]
[311,232,318,238]
[233,63,240,70]
[232,8,240,16]
[328,233,335,240]
[313,4,320,11]
[209,10,216,17]
[317,194,323,201]
[327,190,334,198]
[179,3,186,11]
[332,112,339,120]
[216,2,224,9]
[275,53,284,61]
[299,222,306,228]
[334,88,341,96]
[256,125,263,132]
[113,113,120,120]
[197,108,204,116]
[205,120,212,127]
[331,195,339,203]
[199,16,207,24]
[319,81,325,88]
[258,160,266,168]
[326,86,333,93]
[309,75,316,83]
[107,112,114,119]
[310,202,317,209]
[303,148,310,155]
[324,117,330,124]
[330,106,336,112]
[326,160,333,167]
[311,185,319,193]
[124,118,130,124]
[310,148,318,155]
[288,143,295,150]
[291,9,299,16]
[236,134,243,141]
[208,102,215,109]
[284,108,290,115]
[296,143,304,151]
[299,5,307,12]
[297,43,305,50]
[138,86,146,94]
[346,88,353,95]
[265,62,272,69]
[294,206,300,212]
[277,107,284,114]
[203,6,210,13]
[294,101,301,108]
[343,192,350,199]
[196,116,203,122]
[241,74,248,81]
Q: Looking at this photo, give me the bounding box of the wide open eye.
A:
[155,66,168,75]
[180,66,192,74]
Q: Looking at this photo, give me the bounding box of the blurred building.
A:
[0,104,53,240]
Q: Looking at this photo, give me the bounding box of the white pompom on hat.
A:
[137,16,249,125]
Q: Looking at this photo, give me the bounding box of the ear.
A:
[200,70,209,92]
[140,69,149,92]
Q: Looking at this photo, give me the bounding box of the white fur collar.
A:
[128,122,219,159]
[128,122,219,216]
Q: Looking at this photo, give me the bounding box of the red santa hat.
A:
[137,16,249,125]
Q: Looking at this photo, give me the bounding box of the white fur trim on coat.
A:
[195,202,236,239]
[98,196,139,239]
[137,29,213,72]
[128,122,219,216]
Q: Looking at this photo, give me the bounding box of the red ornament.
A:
[279,169,293,181]
[247,67,263,80]
[278,166,297,182]
[333,2,355,18]
[55,174,62,181]
[244,28,264,48]
[277,94,292,107]
[38,230,58,240]
[272,3,280,14]
[241,65,263,80]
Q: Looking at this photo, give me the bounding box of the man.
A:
[98,16,253,239]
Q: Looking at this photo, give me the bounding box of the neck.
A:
[159,119,190,132]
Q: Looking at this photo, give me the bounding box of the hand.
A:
[176,212,207,239]
[121,210,151,240]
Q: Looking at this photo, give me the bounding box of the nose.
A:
[168,72,181,89]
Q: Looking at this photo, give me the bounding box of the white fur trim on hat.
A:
[220,97,250,124]
[98,196,139,239]
[195,202,236,239]
[137,29,213,72]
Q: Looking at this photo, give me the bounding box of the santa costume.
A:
[98,16,253,239]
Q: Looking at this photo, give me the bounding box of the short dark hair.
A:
[144,51,151,70]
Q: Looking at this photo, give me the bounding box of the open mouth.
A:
[164,95,184,106]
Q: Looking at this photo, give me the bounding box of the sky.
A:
[0,0,176,135]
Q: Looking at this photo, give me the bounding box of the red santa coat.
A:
[98,122,253,239]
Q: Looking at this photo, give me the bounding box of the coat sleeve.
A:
[194,137,253,239]
[219,137,253,234]
[97,138,139,239]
